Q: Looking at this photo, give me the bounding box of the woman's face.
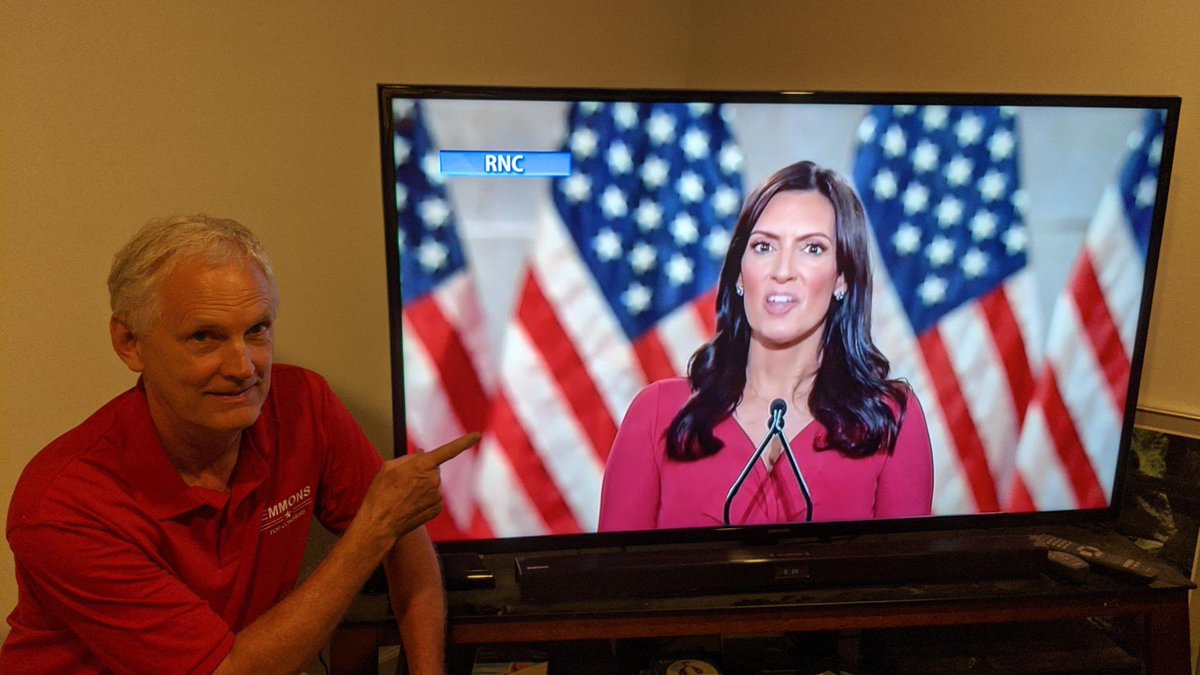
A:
[738,190,845,350]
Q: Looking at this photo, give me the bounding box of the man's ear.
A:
[110,315,146,373]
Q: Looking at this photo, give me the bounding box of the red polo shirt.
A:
[1,364,384,674]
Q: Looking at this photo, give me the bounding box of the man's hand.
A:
[356,433,481,545]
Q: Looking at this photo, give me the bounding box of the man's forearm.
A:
[213,519,394,675]
[386,527,447,675]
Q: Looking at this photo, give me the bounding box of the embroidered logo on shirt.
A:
[261,485,313,535]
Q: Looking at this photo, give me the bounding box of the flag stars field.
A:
[671,213,699,246]
[945,155,974,187]
[593,228,622,262]
[704,228,731,258]
[858,116,878,144]
[635,200,663,231]
[923,105,950,130]
[571,126,599,158]
[613,102,638,129]
[970,211,998,240]
[926,236,956,267]
[395,184,408,212]
[903,182,931,214]
[419,197,451,229]
[422,153,443,184]
[713,186,740,217]
[961,249,989,279]
[1135,177,1158,207]
[600,185,628,219]
[893,223,922,255]
[936,196,964,227]
[719,144,743,174]
[1002,225,1028,255]
[913,141,940,173]
[646,111,676,145]
[394,136,412,165]
[677,171,705,203]
[607,142,633,174]
[1147,136,1162,166]
[562,173,592,203]
[978,170,1008,202]
[917,275,949,305]
[622,282,652,314]
[666,254,694,286]
[641,156,669,189]
[955,113,985,145]
[872,169,899,200]
[883,125,907,157]
[989,129,1015,161]
[629,242,656,274]
[417,238,449,272]
[682,128,710,160]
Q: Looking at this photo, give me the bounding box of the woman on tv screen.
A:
[598,160,934,531]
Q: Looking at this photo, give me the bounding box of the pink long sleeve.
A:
[597,379,934,532]
[597,383,666,532]
[874,392,934,518]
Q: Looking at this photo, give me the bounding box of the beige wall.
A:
[0,0,692,640]
[2,0,1196,656]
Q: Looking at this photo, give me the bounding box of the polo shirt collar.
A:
[121,380,272,521]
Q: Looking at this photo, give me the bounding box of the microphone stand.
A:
[778,427,814,523]
[723,413,778,527]
[723,400,815,526]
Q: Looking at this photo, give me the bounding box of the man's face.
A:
[117,257,275,450]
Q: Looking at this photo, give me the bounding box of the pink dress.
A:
[597,378,933,532]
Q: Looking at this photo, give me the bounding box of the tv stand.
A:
[331,527,1193,673]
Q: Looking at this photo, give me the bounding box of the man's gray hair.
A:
[108,214,278,334]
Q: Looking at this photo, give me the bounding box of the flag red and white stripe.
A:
[854,105,1041,515]
[473,101,743,536]
[1008,110,1164,511]
[390,100,495,540]
[872,265,1041,514]
[401,272,494,538]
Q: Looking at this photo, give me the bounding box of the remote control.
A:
[1044,550,1090,583]
[1032,534,1158,583]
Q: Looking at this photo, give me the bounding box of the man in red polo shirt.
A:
[1,215,478,674]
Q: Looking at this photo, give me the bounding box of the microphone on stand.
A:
[768,398,787,434]
[723,402,777,527]
[775,402,814,523]
[723,398,815,526]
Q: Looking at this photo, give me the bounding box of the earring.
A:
[735,285,744,297]
[834,290,845,301]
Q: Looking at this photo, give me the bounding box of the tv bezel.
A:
[376,83,1181,556]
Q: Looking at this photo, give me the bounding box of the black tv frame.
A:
[376,83,1181,561]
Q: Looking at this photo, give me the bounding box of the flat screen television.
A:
[376,84,1179,591]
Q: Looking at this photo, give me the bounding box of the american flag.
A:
[854,105,1041,514]
[1008,110,1166,511]
[471,101,745,535]
[391,100,494,539]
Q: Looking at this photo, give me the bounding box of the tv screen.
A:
[377,85,1178,554]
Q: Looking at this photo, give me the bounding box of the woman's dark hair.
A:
[666,160,907,461]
